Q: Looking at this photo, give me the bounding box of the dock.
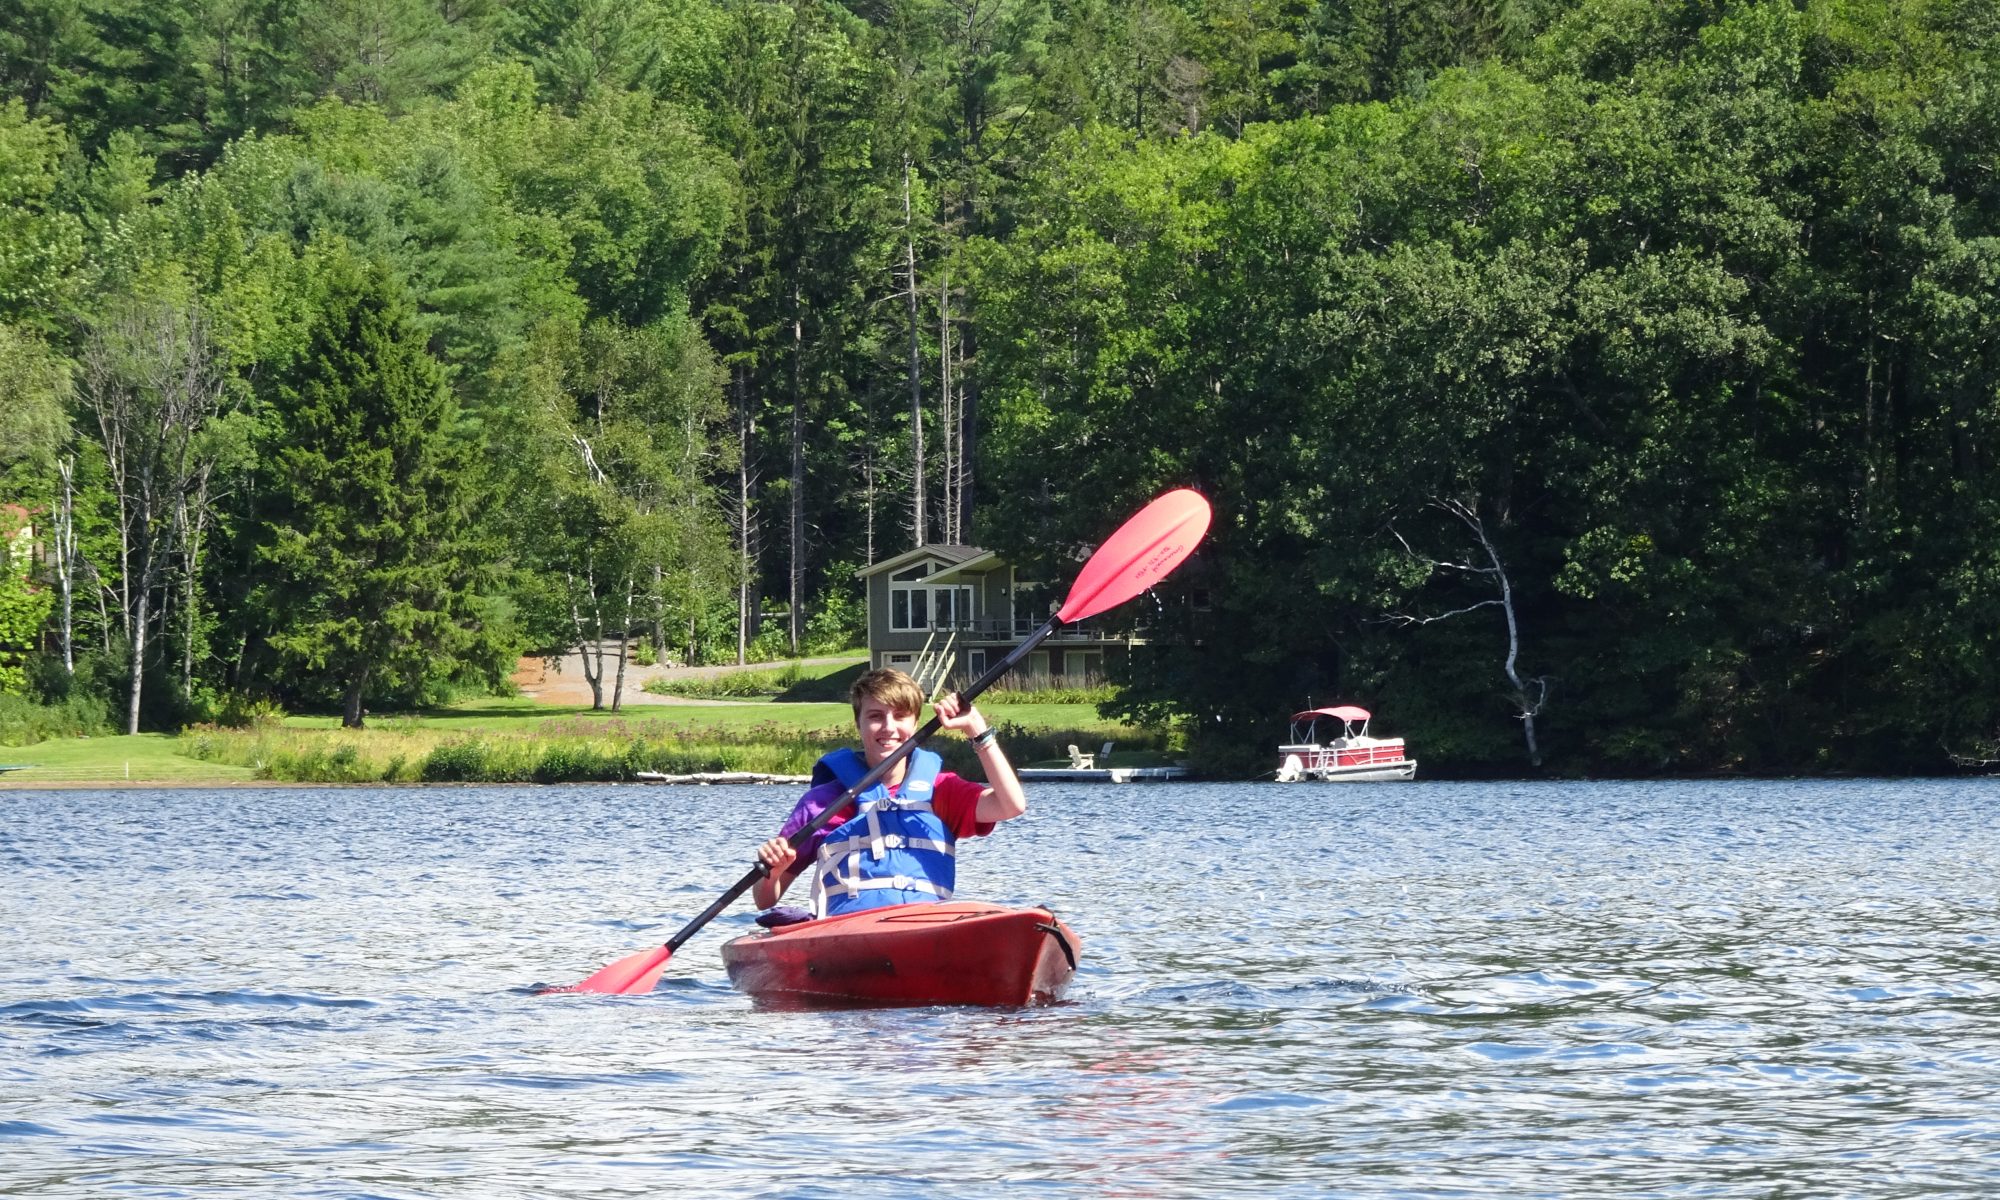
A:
[1016,766,1192,784]
[634,771,811,785]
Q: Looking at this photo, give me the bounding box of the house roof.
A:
[855,544,996,580]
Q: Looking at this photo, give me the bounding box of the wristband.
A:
[971,727,998,749]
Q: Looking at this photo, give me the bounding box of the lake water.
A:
[2,779,1996,1198]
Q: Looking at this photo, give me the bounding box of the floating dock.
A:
[1015,766,1192,784]
[634,771,811,785]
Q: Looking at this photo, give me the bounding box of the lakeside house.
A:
[857,544,1147,689]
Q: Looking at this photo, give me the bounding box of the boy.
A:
[751,668,1027,918]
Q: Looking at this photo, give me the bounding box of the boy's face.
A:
[856,696,918,768]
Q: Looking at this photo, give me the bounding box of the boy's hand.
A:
[756,836,797,875]
[933,691,989,738]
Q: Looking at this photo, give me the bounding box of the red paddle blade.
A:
[542,944,674,995]
[1059,488,1212,622]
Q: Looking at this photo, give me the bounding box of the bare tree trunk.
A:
[1388,497,1548,767]
[948,61,983,545]
[789,278,805,656]
[651,561,666,664]
[54,456,77,675]
[589,578,608,709]
[957,287,978,541]
[178,495,195,690]
[609,569,635,712]
[735,370,756,665]
[178,463,214,691]
[120,411,161,737]
[904,157,927,549]
[938,270,952,544]
[863,443,877,566]
[126,555,150,734]
[1472,513,1545,767]
[342,666,369,728]
[568,565,606,710]
[1862,285,1877,518]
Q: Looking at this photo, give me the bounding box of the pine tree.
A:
[254,247,477,727]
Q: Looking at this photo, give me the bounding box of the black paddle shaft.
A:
[659,613,1066,954]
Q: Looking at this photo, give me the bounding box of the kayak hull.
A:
[720,901,1080,1009]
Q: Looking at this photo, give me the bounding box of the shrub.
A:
[979,682,1119,705]
[214,692,288,729]
[802,574,866,655]
[422,740,489,782]
[643,663,807,699]
[534,743,623,783]
[746,625,793,663]
[0,690,114,746]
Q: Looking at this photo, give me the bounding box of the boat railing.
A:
[1296,738,1408,768]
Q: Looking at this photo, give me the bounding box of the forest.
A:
[1,0,1997,775]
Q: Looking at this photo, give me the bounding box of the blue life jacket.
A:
[809,747,955,917]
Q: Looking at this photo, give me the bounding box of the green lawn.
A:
[281,694,859,734]
[0,694,1154,787]
[0,732,258,786]
[279,694,1122,736]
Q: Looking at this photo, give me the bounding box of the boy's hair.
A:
[850,668,925,718]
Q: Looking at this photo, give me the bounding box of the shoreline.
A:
[0,695,1158,790]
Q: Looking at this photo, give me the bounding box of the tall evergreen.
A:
[252,247,477,727]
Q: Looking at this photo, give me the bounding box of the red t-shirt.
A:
[775,771,994,869]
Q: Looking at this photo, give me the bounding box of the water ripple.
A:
[2,779,1997,1197]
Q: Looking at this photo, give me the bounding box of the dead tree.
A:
[1387,497,1549,767]
[80,300,228,734]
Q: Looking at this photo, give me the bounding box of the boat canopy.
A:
[1292,705,1371,724]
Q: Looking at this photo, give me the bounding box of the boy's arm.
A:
[934,693,1027,823]
[971,733,1027,823]
[751,787,830,907]
[751,836,798,908]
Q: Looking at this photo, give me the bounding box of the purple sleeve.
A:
[776,781,848,866]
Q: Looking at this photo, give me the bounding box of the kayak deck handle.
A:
[1034,921,1077,971]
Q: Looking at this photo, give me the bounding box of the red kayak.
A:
[720,901,1080,1009]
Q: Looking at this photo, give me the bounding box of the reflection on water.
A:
[2,779,1997,1197]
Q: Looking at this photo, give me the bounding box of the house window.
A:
[1063,650,1100,681]
[1013,582,1051,633]
[890,583,973,631]
[967,649,988,680]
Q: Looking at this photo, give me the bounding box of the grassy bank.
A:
[0,732,259,786]
[0,695,1171,786]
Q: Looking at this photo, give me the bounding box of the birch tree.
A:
[78,297,229,733]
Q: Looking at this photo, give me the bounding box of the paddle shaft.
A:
[657,611,1067,955]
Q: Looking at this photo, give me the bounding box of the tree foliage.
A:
[1,0,1995,774]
